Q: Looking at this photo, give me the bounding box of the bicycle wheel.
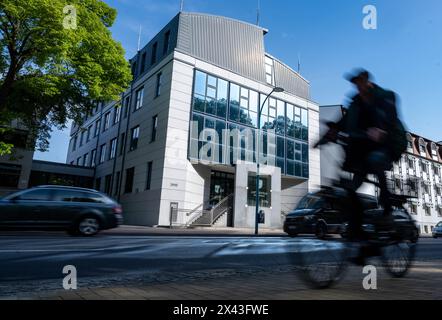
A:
[295,240,349,289]
[381,240,416,278]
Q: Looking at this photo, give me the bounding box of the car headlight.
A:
[304,215,315,221]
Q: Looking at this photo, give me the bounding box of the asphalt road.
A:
[0,233,441,298]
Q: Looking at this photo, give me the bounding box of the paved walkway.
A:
[101,225,288,237]
[12,260,442,300]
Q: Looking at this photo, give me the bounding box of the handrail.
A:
[211,194,233,224]
[186,196,223,217]
[188,194,233,227]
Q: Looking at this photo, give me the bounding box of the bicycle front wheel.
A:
[381,240,416,278]
[295,240,349,289]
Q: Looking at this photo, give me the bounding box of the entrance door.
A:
[210,171,234,205]
[209,171,235,227]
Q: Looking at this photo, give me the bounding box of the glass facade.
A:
[189,70,309,179]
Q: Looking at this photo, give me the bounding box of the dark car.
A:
[283,191,379,239]
[341,208,420,243]
[0,185,123,236]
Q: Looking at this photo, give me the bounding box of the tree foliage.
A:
[0,0,132,153]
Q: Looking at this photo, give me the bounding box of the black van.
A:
[283,191,378,239]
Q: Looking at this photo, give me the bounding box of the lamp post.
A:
[255,86,285,235]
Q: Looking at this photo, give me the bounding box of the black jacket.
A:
[336,84,398,172]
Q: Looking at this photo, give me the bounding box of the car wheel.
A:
[77,216,100,236]
[288,232,298,238]
[434,235,438,239]
[316,223,327,240]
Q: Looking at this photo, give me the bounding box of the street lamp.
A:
[255,86,285,235]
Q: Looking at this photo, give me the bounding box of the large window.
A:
[156,73,163,97]
[113,105,121,125]
[151,115,158,142]
[94,119,101,137]
[125,167,135,194]
[151,42,158,65]
[265,56,275,85]
[124,96,130,118]
[119,132,126,156]
[229,84,258,127]
[190,70,309,179]
[286,103,308,141]
[163,30,171,54]
[99,143,106,164]
[146,161,153,190]
[82,153,89,167]
[140,52,146,74]
[194,70,228,119]
[189,113,227,164]
[130,126,140,151]
[90,149,97,167]
[135,87,144,111]
[104,174,112,195]
[109,138,117,160]
[86,125,92,142]
[103,112,111,132]
[79,131,84,147]
[424,205,431,216]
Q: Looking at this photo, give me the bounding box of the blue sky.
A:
[34,0,442,162]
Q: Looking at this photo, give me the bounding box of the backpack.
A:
[389,116,408,162]
[377,88,407,162]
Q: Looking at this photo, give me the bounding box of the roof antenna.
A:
[137,25,142,52]
[297,53,301,73]
[180,0,184,12]
[256,0,261,26]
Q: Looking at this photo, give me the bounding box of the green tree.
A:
[0,0,132,154]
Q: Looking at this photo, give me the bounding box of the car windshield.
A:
[296,195,323,210]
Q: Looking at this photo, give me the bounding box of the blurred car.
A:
[0,185,123,236]
[433,222,442,239]
[340,209,420,243]
[283,191,379,239]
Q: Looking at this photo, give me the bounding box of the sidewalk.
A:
[101,225,287,237]
[18,261,442,300]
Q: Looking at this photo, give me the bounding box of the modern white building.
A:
[66,12,321,228]
[320,105,442,235]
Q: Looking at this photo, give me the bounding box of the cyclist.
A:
[323,69,405,243]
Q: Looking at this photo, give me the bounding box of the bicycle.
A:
[292,125,418,289]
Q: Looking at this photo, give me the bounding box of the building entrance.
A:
[209,171,234,205]
[209,171,235,227]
